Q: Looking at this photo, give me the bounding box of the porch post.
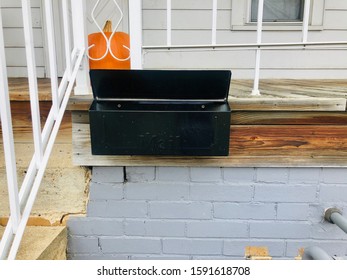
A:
[129,0,143,69]
[71,0,91,95]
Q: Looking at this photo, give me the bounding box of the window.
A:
[231,0,324,31]
[251,0,304,22]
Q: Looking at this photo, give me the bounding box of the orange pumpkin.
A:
[88,21,130,69]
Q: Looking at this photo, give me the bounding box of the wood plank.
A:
[68,94,347,112]
[231,79,347,98]
[9,77,345,167]
[254,79,347,99]
[9,78,53,101]
[67,79,347,112]
[67,95,93,111]
[231,111,347,125]
[0,101,72,143]
[10,100,52,113]
[71,112,90,124]
[230,125,347,157]
[75,110,347,126]
[229,97,346,111]
[72,122,347,167]
[0,117,71,143]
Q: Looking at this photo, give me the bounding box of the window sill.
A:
[231,24,324,31]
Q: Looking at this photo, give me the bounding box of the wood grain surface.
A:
[3,78,347,167]
[71,113,347,167]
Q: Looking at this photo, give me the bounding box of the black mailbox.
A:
[89,69,231,156]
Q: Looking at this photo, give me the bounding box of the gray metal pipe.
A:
[302,246,334,260]
[325,208,347,234]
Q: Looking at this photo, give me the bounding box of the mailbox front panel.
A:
[89,105,230,156]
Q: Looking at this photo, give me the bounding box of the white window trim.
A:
[231,0,325,31]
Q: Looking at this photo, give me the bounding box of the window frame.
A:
[231,0,325,31]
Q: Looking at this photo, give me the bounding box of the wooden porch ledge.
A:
[229,79,347,111]
[7,77,347,167]
[8,78,347,112]
[67,79,347,112]
[67,79,347,168]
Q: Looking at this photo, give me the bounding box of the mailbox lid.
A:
[90,69,231,101]
[90,100,230,112]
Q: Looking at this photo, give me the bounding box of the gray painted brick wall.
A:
[68,167,347,260]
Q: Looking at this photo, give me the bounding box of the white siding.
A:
[1,0,45,77]
[2,0,347,79]
[325,0,347,10]
[86,0,129,34]
[142,0,347,79]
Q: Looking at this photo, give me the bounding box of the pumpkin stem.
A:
[103,20,112,33]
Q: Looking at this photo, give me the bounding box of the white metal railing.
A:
[141,0,347,95]
[0,0,86,259]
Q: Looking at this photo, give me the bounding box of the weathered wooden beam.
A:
[230,125,347,157]
[232,111,347,125]
[0,101,71,143]
[71,119,347,167]
[229,97,346,111]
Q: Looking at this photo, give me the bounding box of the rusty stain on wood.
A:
[71,117,347,167]
[231,111,347,125]
[230,125,347,156]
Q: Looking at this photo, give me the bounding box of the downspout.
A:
[303,207,347,260]
[302,246,334,260]
[325,208,347,234]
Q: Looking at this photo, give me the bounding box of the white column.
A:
[252,0,264,96]
[71,0,91,95]
[212,0,217,45]
[302,0,311,44]
[0,8,21,232]
[129,0,143,69]
[167,0,172,46]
